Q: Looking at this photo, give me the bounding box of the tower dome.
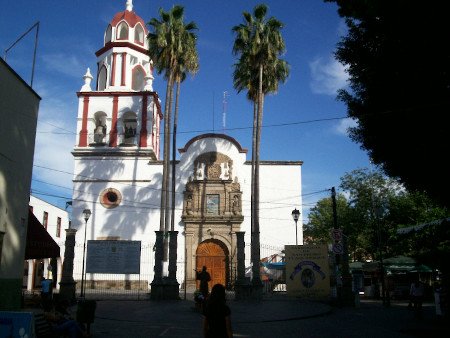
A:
[104,0,148,48]
[94,0,153,92]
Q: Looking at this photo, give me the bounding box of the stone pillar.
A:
[163,231,180,299]
[184,232,196,293]
[151,231,164,300]
[59,229,77,303]
[168,231,178,280]
[234,231,251,300]
[251,231,263,300]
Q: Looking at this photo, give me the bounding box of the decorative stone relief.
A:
[182,152,243,223]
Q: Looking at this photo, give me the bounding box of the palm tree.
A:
[170,32,199,233]
[148,5,198,276]
[232,4,289,289]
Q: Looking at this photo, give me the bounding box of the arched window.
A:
[117,22,129,40]
[104,25,112,44]
[93,111,107,144]
[121,111,138,146]
[98,66,107,91]
[134,24,144,45]
[132,66,145,91]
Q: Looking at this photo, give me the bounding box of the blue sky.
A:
[1,0,370,220]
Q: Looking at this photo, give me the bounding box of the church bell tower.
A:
[72,0,162,255]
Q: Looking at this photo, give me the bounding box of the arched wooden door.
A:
[196,240,227,291]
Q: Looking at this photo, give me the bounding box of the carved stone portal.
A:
[182,152,244,292]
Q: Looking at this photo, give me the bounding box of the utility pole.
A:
[331,187,341,305]
[331,187,354,306]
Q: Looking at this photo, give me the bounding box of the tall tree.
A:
[305,167,448,264]
[232,4,289,287]
[170,27,199,231]
[148,5,198,264]
[327,0,450,208]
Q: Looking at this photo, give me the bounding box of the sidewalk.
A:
[23,295,449,337]
[85,293,331,337]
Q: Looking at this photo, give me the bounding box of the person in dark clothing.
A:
[197,266,211,298]
[43,300,89,338]
[202,283,233,338]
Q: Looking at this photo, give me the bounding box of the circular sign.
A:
[331,229,343,241]
[332,243,343,255]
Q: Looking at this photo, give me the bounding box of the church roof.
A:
[179,133,248,154]
[110,10,148,32]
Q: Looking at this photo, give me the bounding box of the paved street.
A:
[76,295,449,337]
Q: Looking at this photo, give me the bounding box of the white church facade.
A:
[71,1,303,295]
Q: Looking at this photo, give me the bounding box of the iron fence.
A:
[59,241,284,300]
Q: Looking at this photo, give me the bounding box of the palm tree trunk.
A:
[251,64,264,286]
[163,70,175,263]
[159,74,172,232]
[168,78,181,282]
[171,79,181,232]
[251,101,257,252]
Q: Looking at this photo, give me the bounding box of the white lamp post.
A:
[291,208,300,246]
[80,208,91,298]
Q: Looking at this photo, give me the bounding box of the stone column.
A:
[164,231,180,299]
[184,232,196,293]
[151,231,164,300]
[234,231,251,300]
[236,232,246,282]
[59,229,77,303]
[168,231,178,280]
[251,231,263,300]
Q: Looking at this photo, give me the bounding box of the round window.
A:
[100,188,122,209]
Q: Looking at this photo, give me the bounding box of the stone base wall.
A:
[76,279,149,291]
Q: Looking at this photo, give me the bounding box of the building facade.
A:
[0,58,41,310]
[71,1,303,294]
[25,195,70,292]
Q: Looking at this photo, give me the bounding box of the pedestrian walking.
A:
[202,283,233,338]
[197,266,211,299]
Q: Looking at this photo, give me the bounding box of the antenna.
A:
[212,91,215,132]
[4,21,40,88]
[222,91,229,133]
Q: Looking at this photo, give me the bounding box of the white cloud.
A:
[334,118,357,136]
[33,85,76,190]
[33,122,75,189]
[309,56,348,95]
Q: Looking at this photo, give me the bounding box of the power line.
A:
[33,166,328,207]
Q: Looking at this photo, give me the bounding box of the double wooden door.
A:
[196,240,226,291]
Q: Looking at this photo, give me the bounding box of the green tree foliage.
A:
[305,168,449,269]
[327,0,450,208]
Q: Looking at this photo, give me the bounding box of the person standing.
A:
[41,277,53,303]
[202,283,233,338]
[410,279,424,318]
[197,266,211,299]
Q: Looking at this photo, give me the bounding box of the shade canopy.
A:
[25,209,60,259]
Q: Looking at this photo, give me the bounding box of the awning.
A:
[25,209,60,259]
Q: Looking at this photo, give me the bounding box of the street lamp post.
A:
[291,208,300,246]
[80,208,91,298]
